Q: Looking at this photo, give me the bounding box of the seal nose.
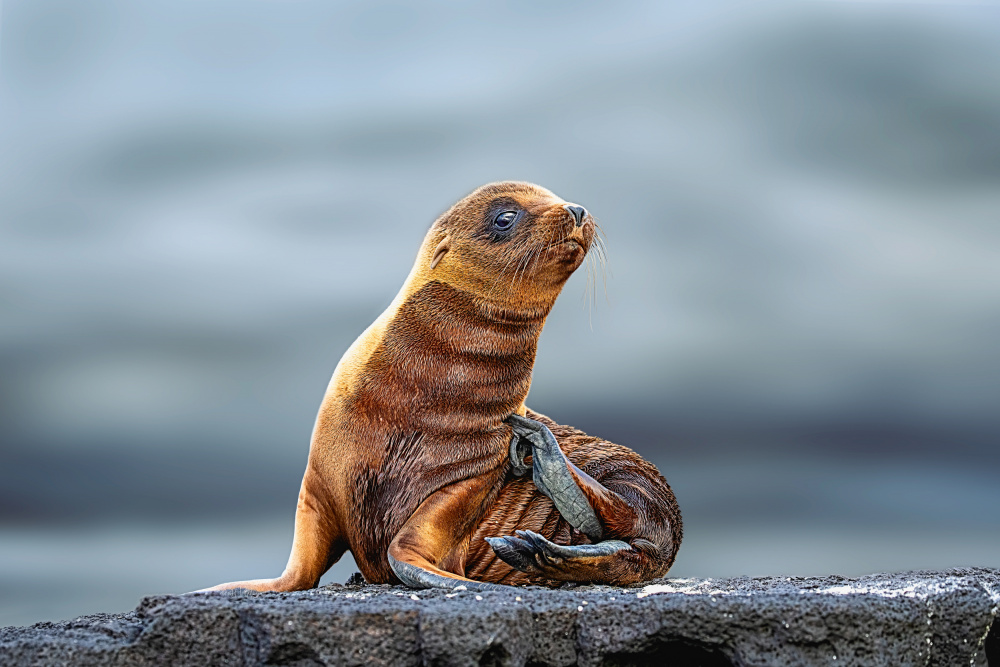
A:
[564,204,587,227]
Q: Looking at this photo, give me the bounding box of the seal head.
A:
[412,181,595,318]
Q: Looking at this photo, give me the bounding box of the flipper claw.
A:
[485,535,535,571]
[487,531,634,577]
[508,434,532,477]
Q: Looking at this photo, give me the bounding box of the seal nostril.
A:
[564,204,587,227]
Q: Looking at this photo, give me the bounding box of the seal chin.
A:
[550,238,588,270]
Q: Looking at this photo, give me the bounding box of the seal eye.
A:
[494,211,518,231]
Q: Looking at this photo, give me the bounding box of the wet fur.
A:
[203,181,681,591]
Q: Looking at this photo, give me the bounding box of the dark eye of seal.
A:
[494,211,518,230]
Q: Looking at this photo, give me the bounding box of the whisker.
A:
[510,223,549,295]
[586,248,595,329]
[579,218,610,327]
[497,227,544,301]
[591,222,610,303]
[520,222,557,291]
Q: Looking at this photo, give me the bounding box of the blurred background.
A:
[2,0,999,627]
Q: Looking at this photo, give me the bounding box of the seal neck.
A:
[350,280,544,436]
[389,280,545,362]
[469,292,554,327]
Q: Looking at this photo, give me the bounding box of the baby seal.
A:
[203,181,681,590]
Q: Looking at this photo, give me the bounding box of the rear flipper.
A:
[506,413,604,540]
[486,530,639,583]
[492,414,677,586]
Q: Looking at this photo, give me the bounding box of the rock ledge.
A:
[1,568,998,666]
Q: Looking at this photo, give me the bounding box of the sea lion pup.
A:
[203,181,681,592]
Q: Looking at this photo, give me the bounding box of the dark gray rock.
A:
[2,569,997,666]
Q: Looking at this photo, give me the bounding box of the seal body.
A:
[204,182,681,591]
[331,280,535,582]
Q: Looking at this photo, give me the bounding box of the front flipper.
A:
[387,475,510,591]
[487,530,636,583]
[196,468,344,593]
[506,413,604,540]
[388,553,505,591]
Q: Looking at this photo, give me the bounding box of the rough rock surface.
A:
[1,569,997,666]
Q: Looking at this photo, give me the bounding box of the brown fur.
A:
[202,181,681,591]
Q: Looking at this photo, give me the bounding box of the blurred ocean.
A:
[2,0,999,627]
[3,452,1000,627]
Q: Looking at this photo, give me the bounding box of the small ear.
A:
[430,237,450,269]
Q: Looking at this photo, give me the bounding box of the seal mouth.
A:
[550,237,585,250]
[550,238,587,254]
